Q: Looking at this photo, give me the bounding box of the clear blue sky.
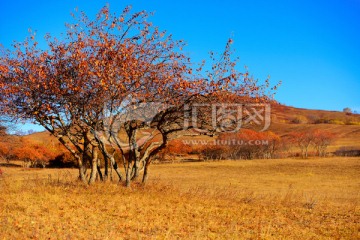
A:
[1,0,360,131]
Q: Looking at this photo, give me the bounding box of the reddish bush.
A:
[160,139,192,161]
[167,139,192,155]
[0,142,10,161]
[312,130,336,157]
[13,143,56,168]
[11,138,66,168]
[0,133,19,163]
[288,129,336,158]
[201,145,228,160]
[288,130,314,158]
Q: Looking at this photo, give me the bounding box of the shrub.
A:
[334,147,360,157]
[314,118,330,124]
[343,107,352,114]
[328,119,345,125]
[200,130,281,160]
[287,129,337,158]
[47,152,77,168]
[158,139,193,161]
[307,115,319,124]
[11,138,69,168]
[290,115,308,124]
[345,118,360,125]
[288,130,314,158]
[201,145,228,160]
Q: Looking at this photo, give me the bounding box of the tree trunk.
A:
[110,161,113,181]
[97,157,103,181]
[131,158,140,180]
[129,128,140,181]
[103,154,108,181]
[57,136,86,183]
[89,146,98,184]
[142,161,150,184]
[125,164,132,187]
[110,156,123,181]
[78,161,87,184]
[76,155,87,184]
[96,134,123,182]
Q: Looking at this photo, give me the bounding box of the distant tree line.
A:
[158,128,340,161]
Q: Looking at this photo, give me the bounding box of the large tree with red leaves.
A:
[0,6,276,185]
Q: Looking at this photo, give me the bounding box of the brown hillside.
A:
[269,104,360,150]
[271,104,360,125]
[20,131,62,150]
[18,104,360,152]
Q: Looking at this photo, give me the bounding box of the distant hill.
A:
[269,104,360,150]
[20,104,360,153]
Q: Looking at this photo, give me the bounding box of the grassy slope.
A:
[269,105,360,151]
[271,104,360,124]
[1,157,359,239]
[269,122,360,151]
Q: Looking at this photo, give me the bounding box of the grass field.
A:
[0,157,359,239]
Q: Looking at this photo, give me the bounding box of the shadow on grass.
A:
[0,162,22,167]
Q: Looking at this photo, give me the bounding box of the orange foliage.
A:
[312,129,336,157]
[12,139,58,167]
[0,142,10,158]
[288,129,336,158]
[167,140,192,155]
[160,139,192,161]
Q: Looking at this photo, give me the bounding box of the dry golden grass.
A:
[1,157,359,239]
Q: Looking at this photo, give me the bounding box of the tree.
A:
[288,129,336,158]
[0,6,276,186]
[312,129,335,157]
[343,107,352,114]
[288,130,314,158]
[259,131,281,159]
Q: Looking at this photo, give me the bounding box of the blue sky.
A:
[1,0,360,131]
